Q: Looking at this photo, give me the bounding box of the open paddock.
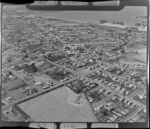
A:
[2,79,26,92]
[17,86,98,122]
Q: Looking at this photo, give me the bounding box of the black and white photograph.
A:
[0,0,149,128]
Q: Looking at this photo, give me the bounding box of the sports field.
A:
[18,86,98,122]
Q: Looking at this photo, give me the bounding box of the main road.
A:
[2,59,146,123]
[2,62,106,111]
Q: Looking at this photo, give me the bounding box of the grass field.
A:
[2,79,26,92]
[8,88,27,100]
[121,48,147,65]
[18,86,98,122]
[32,74,51,82]
[132,48,147,63]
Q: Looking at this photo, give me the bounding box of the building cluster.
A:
[2,69,16,83]
[2,14,147,122]
[2,68,39,107]
[66,78,99,94]
[93,95,141,122]
[87,69,140,96]
[45,66,74,82]
[127,108,146,122]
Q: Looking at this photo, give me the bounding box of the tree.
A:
[29,63,38,73]
[116,22,124,25]
[24,54,29,58]
[100,20,107,24]
[120,48,125,54]
[119,22,124,25]
[135,23,141,26]
[7,56,13,63]
[135,51,138,54]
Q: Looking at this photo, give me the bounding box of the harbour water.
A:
[3,6,147,26]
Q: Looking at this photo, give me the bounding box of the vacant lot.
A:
[18,86,98,122]
[121,48,147,65]
[8,88,27,100]
[132,48,147,63]
[2,79,26,92]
